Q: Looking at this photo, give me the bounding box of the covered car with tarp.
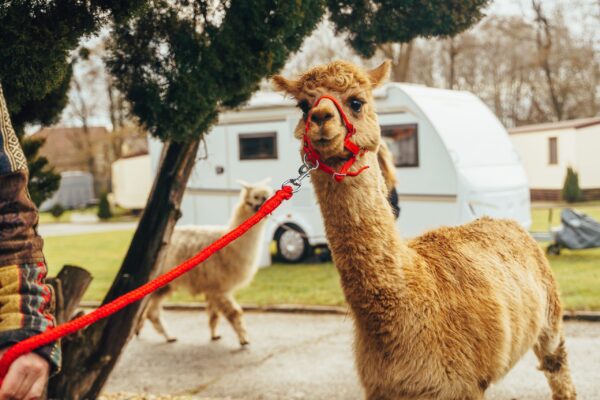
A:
[547,208,600,255]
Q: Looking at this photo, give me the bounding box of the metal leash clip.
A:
[281,154,319,193]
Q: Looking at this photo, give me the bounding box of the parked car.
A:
[547,208,600,255]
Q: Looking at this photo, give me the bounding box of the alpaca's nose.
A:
[309,99,338,128]
[311,109,333,126]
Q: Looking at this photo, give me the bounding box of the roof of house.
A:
[508,117,600,134]
[31,126,110,171]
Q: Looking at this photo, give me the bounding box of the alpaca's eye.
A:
[297,100,310,115]
[349,99,363,113]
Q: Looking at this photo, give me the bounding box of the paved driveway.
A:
[38,222,136,237]
[104,311,600,399]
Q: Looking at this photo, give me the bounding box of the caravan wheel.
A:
[275,224,311,263]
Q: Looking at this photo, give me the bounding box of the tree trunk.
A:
[377,41,413,83]
[48,139,200,400]
[395,41,413,82]
[448,38,457,90]
[532,0,563,120]
[47,265,93,325]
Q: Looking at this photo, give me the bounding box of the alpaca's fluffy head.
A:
[238,179,274,212]
[272,60,391,162]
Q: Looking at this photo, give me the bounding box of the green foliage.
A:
[97,193,113,220]
[327,0,490,57]
[0,1,142,118]
[21,136,61,207]
[10,66,73,135]
[107,0,326,142]
[12,70,69,207]
[50,203,65,219]
[0,1,141,206]
[562,167,583,203]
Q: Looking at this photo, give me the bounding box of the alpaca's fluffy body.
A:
[273,61,576,399]
[163,224,260,295]
[141,182,273,345]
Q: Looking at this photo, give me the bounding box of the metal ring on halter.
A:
[281,157,319,193]
[303,153,319,170]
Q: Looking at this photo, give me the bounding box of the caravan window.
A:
[381,124,419,167]
[239,132,278,160]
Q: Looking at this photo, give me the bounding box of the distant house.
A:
[111,152,151,210]
[32,126,115,195]
[509,117,600,201]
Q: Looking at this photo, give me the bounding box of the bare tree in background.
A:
[63,37,148,194]
[279,19,364,79]
[532,0,564,120]
[400,7,599,127]
[377,41,414,82]
[64,46,108,194]
[270,4,599,128]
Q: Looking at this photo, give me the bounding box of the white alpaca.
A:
[140,179,273,345]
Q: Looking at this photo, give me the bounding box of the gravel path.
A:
[104,311,600,399]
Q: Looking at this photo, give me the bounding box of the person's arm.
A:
[0,83,60,398]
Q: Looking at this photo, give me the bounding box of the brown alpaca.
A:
[273,61,577,400]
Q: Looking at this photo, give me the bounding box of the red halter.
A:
[303,95,369,183]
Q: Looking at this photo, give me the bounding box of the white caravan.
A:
[149,83,531,266]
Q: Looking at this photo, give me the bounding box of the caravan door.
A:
[180,125,234,226]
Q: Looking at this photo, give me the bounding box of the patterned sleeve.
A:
[0,83,61,372]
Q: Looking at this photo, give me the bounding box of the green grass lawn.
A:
[44,229,599,311]
[44,230,345,306]
[531,201,600,232]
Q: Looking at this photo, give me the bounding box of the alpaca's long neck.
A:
[311,154,412,313]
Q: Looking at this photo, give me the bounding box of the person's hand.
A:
[0,349,49,400]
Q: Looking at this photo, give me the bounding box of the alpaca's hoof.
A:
[240,340,250,346]
[166,337,178,343]
[211,335,221,341]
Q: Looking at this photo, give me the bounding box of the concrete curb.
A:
[563,311,600,322]
[78,301,600,320]
[79,301,348,315]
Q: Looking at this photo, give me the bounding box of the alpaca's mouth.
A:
[324,150,354,166]
[316,137,332,146]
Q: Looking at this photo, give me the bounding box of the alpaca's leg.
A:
[534,324,577,399]
[134,298,149,337]
[147,286,177,343]
[206,294,222,341]
[213,293,249,346]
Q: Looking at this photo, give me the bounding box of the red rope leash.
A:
[0,186,294,383]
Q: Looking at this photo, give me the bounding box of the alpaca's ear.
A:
[272,75,300,97]
[367,60,391,88]
[237,179,251,189]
